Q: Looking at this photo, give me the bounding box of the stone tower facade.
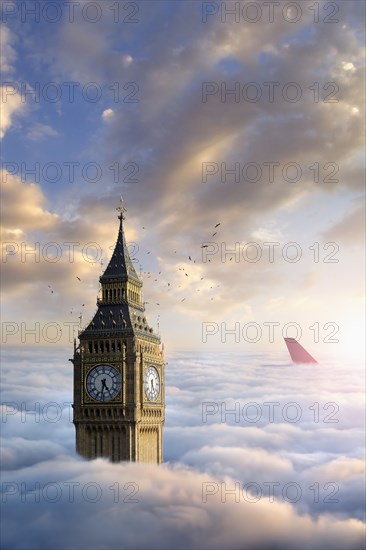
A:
[70,199,165,464]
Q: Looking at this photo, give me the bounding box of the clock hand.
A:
[97,390,104,401]
[101,378,109,391]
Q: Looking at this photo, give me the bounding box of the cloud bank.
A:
[1,348,365,549]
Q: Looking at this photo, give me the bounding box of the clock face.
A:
[144,366,160,402]
[86,364,121,402]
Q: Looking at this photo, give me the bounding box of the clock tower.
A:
[70,198,165,464]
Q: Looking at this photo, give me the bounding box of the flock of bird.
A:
[48,222,224,318]
[138,222,222,306]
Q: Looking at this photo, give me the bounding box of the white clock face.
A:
[144,366,160,401]
[86,364,121,402]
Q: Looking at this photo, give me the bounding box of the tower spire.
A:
[116,196,127,220]
[99,197,139,284]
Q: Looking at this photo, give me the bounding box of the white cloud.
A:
[0,25,26,139]
[1,169,58,233]
[122,54,133,67]
[0,86,25,139]
[2,456,365,550]
[251,225,284,242]
[1,349,365,549]
[0,24,17,74]
[342,61,356,72]
[102,108,115,121]
[26,123,59,141]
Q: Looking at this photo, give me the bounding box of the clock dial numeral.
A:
[86,364,121,402]
[144,366,160,402]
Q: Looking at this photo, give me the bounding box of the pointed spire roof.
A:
[100,197,140,284]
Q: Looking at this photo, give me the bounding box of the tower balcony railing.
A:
[78,318,158,337]
[97,297,127,305]
[97,297,145,309]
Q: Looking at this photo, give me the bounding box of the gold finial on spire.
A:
[116,196,127,220]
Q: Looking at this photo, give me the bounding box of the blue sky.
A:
[1,1,365,354]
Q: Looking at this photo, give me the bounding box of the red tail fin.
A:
[284,337,318,364]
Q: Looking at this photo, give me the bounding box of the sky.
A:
[1,1,365,549]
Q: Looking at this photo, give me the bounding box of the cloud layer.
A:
[1,347,365,549]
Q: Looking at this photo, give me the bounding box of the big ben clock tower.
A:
[70,198,165,464]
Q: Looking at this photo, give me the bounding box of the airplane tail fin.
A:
[284,337,318,364]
